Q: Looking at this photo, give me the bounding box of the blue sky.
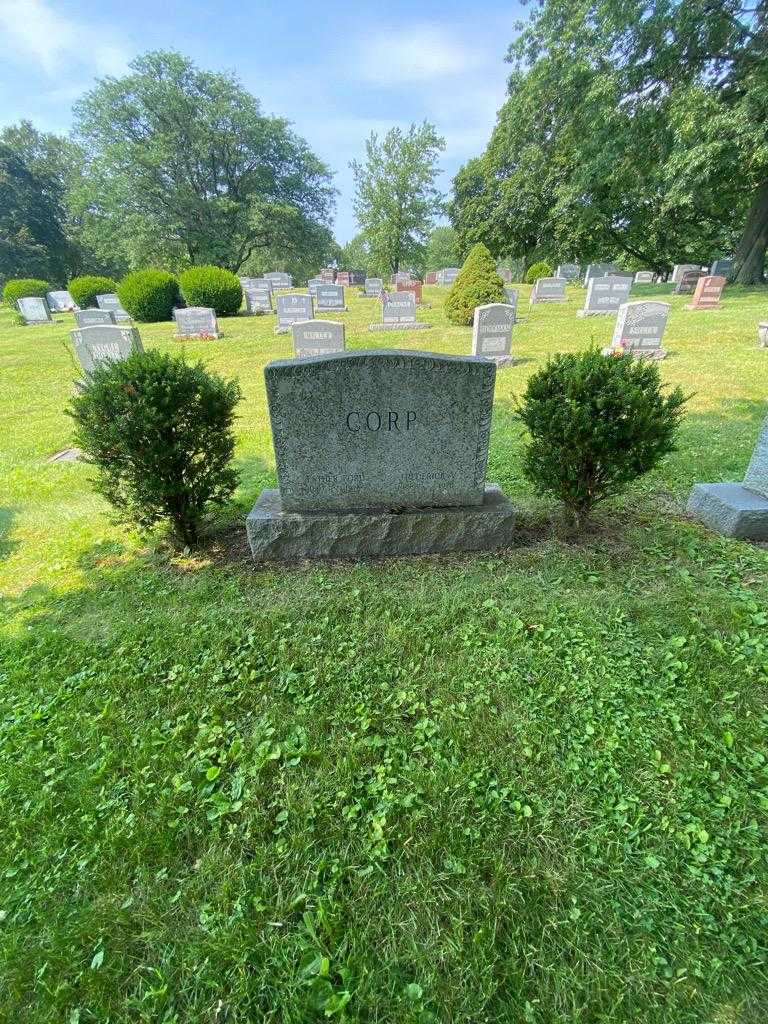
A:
[0,0,522,242]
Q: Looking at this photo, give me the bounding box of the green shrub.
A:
[68,275,118,309]
[117,269,180,322]
[69,350,241,545]
[2,278,51,306]
[517,349,686,527]
[445,243,505,326]
[524,261,553,284]
[179,265,243,316]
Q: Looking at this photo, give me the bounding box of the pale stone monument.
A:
[555,263,580,281]
[75,308,116,327]
[634,271,655,284]
[472,304,514,365]
[291,319,345,358]
[364,277,384,297]
[369,291,431,332]
[46,289,77,312]
[96,293,130,321]
[504,288,519,318]
[711,257,735,279]
[315,284,346,311]
[685,275,726,311]
[275,294,314,333]
[70,324,144,376]
[17,296,53,324]
[688,415,768,540]
[671,263,701,285]
[604,301,670,359]
[174,306,219,337]
[529,277,567,304]
[246,349,515,559]
[265,272,292,289]
[578,275,632,316]
[243,282,272,314]
[437,268,460,285]
[583,263,619,286]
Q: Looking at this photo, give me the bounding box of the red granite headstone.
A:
[397,281,423,304]
[425,271,438,285]
[336,271,351,286]
[687,275,726,310]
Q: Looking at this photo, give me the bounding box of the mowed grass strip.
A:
[0,283,767,1022]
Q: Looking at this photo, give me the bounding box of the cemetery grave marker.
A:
[497,266,513,283]
[320,269,336,283]
[577,274,632,316]
[674,269,705,294]
[96,293,131,321]
[425,271,438,285]
[671,263,701,285]
[265,271,293,289]
[685,275,726,311]
[605,301,670,359]
[364,277,384,297]
[397,280,424,304]
[583,263,619,286]
[529,277,567,304]
[243,282,272,314]
[246,349,515,559]
[336,271,351,287]
[472,303,515,365]
[369,291,431,332]
[555,263,580,282]
[174,306,220,337]
[634,271,655,284]
[758,323,768,348]
[688,414,768,540]
[437,268,460,285]
[291,319,345,358]
[315,284,347,311]
[70,324,144,376]
[711,257,735,278]
[75,308,116,327]
[349,270,366,285]
[46,289,77,312]
[275,293,314,333]
[17,296,53,324]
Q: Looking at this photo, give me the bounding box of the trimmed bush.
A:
[179,265,243,316]
[517,349,686,527]
[68,275,118,309]
[524,261,553,284]
[117,269,180,322]
[69,350,241,546]
[445,243,505,326]
[3,278,51,306]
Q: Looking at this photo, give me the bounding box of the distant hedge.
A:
[445,244,505,326]
[179,265,242,316]
[3,278,51,306]
[524,261,553,284]
[118,269,180,322]
[69,275,118,309]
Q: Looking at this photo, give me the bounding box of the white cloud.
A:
[355,27,481,85]
[0,0,130,78]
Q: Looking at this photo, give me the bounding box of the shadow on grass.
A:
[0,507,19,563]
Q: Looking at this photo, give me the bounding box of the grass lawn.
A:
[1,283,767,1023]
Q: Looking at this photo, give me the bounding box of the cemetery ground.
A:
[1,284,767,1023]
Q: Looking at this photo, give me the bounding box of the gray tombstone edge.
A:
[316,284,346,310]
[174,306,219,337]
[17,296,52,323]
[555,263,580,281]
[291,319,345,358]
[276,293,314,332]
[530,276,567,303]
[96,293,130,320]
[609,301,670,358]
[71,324,143,376]
[46,289,77,312]
[382,291,416,323]
[472,304,514,362]
[75,308,116,327]
[364,278,384,296]
[579,275,633,315]
[244,283,272,314]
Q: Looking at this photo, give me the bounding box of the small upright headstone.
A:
[369,291,431,332]
[315,284,346,311]
[394,271,411,286]
[364,277,384,297]
[17,296,53,324]
[711,257,735,279]
[397,280,423,304]
[497,266,513,283]
[75,308,116,327]
[349,270,366,286]
[555,263,580,282]
[606,301,670,359]
[424,271,438,285]
[46,289,77,312]
[243,282,272,314]
[578,275,632,316]
[675,269,704,294]
[265,272,293,289]
[307,277,324,297]
[276,293,314,333]
[336,271,351,287]
[634,271,655,284]
[291,319,345,358]
[583,263,619,286]
[529,277,567,304]
[472,304,514,365]
[245,349,515,560]
[504,288,519,318]
[671,263,700,285]
[687,414,768,539]
[174,306,219,338]
[70,324,143,376]
[685,275,726,311]
[320,269,336,283]
[96,293,130,321]
[438,268,460,286]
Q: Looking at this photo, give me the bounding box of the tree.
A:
[351,122,445,275]
[424,225,458,272]
[72,51,335,272]
[444,243,505,326]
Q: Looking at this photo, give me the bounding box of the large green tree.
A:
[73,51,335,272]
[351,122,445,275]
[452,0,767,282]
[424,225,459,272]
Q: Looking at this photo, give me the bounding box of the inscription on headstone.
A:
[583,263,619,286]
[634,271,655,284]
[46,289,77,312]
[264,272,293,289]
[438,268,460,285]
[711,257,735,279]
[315,284,346,311]
[335,271,351,287]
[291,319,345,358]
[675,269,704,294]
[686,275,726,310]
[383,291,415,323]
[243,282,272,314]
[70,325,143,375]
[472,304,514,363]
[276,293,314,333]
[397,281,423,304]
[671,263,700,285]
[555,263,580,282]
[17,296,52,324]
[529,277,567,304]
[578,275,632,316]
[75,308,116,327]
[96,293,130,321]
[608,301,670,358]
[364,277,384,297]
[174,306,219,337]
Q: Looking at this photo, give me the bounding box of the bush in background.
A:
[445,243,505,326]
[117,269,180,322]
[524,261,553,284]
[68,275,118,309]
[179,265,242,316]
[2,278,52,306]
[69,350,241,546]
[517,349,686,528]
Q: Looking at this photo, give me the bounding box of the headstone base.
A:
[368,322,432,332]
[483,355,516,368]
[601,346,668,361]
[687,483,768,540]
[577,310,615,317]
[246,484,516,561]
[683,304,719,311]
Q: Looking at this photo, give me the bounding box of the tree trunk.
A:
[734,180,768,285]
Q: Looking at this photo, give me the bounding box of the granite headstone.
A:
[46,289,77,312]
[555,263,580,282]
[96,293,130,321]
[686,275,726,310]
[530,276,567,304]
[578,275,633,316]
[71,324,143,376]
[607,301,670,358]
[364,277,384,297]
[174,306,219,337]
[17,296,52,324]
[276,293,314,333]
[315,284,346,311]
[472,304,514,364]
[75,308,116,327]
[291,319,345,358]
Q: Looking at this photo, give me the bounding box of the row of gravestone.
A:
[16,291,131,325]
